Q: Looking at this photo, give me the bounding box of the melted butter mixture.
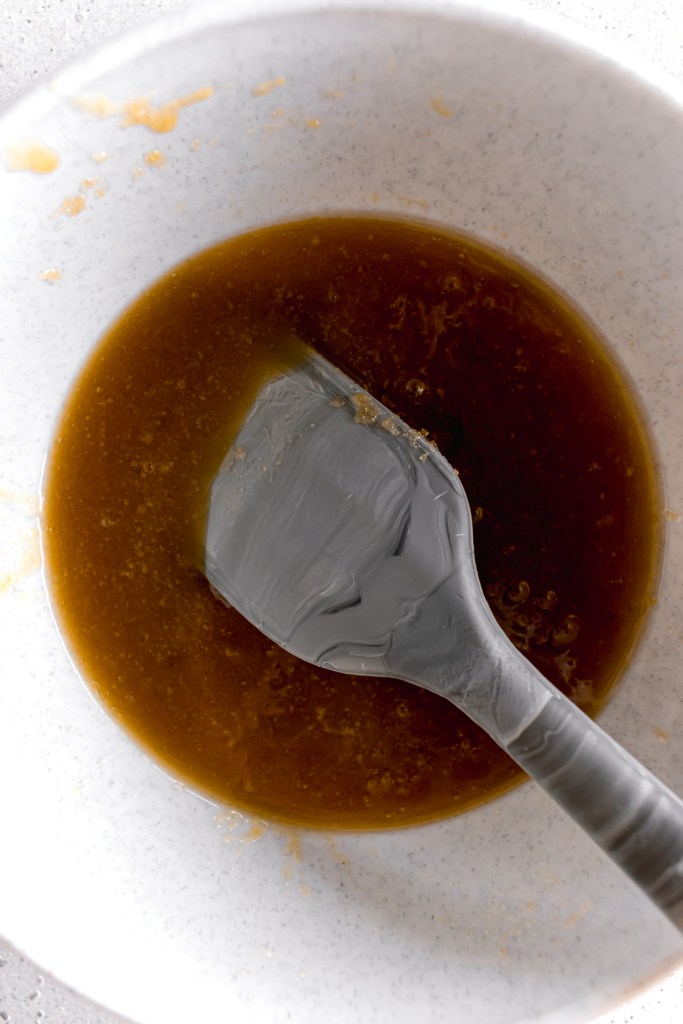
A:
[43,216,660,828]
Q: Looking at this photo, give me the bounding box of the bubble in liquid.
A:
[571,679,593,705]
[443,272,465,292]
[551,613,580,645]
[405,378,429,399]
[555,649,578,683]
[502,579,530,608]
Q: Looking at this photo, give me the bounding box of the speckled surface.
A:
[0,2,682,1023]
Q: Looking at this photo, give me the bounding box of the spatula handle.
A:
[503,676,683,930]
[385,569,683,929]
[396,567,683,931]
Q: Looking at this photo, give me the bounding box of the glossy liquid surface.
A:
[43,216,660,828]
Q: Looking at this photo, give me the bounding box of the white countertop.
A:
[0,1,682,1022]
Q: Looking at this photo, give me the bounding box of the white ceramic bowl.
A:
[1,2,682,1022]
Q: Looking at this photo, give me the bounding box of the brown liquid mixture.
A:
[43,216,660,828]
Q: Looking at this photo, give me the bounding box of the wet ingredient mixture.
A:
[43,216,660,828]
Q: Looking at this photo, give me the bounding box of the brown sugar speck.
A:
[283,829,303,862]
[351,392,380,425]
[144,149,166,168]
[252,76,286,97]
[5,139,60,174]
[70,92,120,118]
[244,821,267,842]
[71,86,215,133]
[40,268,62,283]
[0,525,41,593]
[431,96,454,118]
[395,194,431,212]
[58,194,86,217]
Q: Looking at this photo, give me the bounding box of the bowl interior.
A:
[1,3,682,1023]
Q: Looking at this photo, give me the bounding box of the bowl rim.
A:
[1,1,682,1021]
[2,0,683,140]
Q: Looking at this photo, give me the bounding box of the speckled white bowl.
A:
[1,1,682,1022]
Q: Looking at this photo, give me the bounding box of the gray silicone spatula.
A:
[205,344,683,929]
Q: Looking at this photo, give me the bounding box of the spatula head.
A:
[205,347,476,675]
